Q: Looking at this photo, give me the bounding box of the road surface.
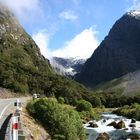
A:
[0,97,30,139]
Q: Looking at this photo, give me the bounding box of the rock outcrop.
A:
[88,122,98,128]
[96,132,109,140]
[115,120,126,129]
[107,120,126,129]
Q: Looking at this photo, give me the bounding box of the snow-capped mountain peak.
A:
[50,57,86,78]
[127,10,140,17]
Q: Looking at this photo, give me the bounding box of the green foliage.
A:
[76,100,92,112]
[98,93,140,108]
[53,134,65,140]
[87,95,101,107]
[75,100,98,121]
[26,98,85,140]
[26,100,36,115]
[113,103,140,120]
[79,110,98,121]
[0,34,52,93]
[58,97,65,104]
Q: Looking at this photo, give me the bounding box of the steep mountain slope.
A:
[51,57,85,77]
[0,4,53,93]
[93,70,140,96]
[76,10,140,87]
[122,70,140,96]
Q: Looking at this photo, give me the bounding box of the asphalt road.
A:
[0,97,30,139]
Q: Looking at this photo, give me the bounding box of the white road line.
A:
[0,102,13,119]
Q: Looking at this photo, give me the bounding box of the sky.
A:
[0,0,140,59]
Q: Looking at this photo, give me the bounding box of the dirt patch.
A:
[0,87,29,98]
[21,106,51,140]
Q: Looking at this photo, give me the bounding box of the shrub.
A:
[76,99,92,112]
[113,103,140,120]
[26,98,85,140]
[58,97,65,104]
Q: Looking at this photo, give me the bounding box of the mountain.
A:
[76,10,140,88]
[0,4,97,105]
[93,69,140,96]
[0,4,53,93]
[51,57,86,77]
[122,70,140,96]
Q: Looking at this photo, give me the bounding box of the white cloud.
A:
[0,0,43,23]
[59,10,78,21]
[52,27,99,59]
[32,31,51,59]
[127,0,140,11]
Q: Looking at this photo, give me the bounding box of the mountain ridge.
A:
[76,11,140,88]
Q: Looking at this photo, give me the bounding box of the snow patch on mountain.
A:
[127,10,140,17]
[50,57,86,77]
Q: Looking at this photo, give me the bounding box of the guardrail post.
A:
[12,116,18,140]
[14,99,22,111]
[8,119,12,140]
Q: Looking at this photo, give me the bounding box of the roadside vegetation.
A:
[26,98,87,140]
[113,103,140,120]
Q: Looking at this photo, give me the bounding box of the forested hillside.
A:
[0,3,102,106]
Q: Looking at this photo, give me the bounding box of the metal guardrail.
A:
[5,99,26,140]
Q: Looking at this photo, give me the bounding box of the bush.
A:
[113,103,140,120]
[26,100,36,115]
[58,97,65,104]
[76,99,92,112]
[26,98,85,140]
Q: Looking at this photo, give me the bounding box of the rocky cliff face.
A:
[76,10,140,87]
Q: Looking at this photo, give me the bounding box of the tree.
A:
[76,99,92,112]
